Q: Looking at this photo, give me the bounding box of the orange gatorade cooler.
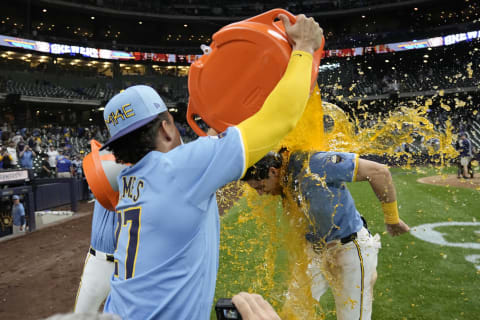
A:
[82,140,129,211]
[187,8,325,136]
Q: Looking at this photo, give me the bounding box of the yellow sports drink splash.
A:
[215,84,458,319]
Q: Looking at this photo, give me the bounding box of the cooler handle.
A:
[246,8,297,36]
[187,100,207,136]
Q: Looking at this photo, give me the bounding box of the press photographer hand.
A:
[232,292,281,320]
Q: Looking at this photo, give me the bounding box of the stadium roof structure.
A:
[2,0,479,54]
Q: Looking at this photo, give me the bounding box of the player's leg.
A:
[12,224,21,235]
[457,158,462,178]
[323,228,381,320]
[74,252,115,312]
[461,157,469,178]
[307,245,329,301]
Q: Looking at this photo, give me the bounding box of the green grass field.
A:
[213,166,480,320]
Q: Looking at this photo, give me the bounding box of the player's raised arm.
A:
[355,158,410,236]
[236,14,323,172]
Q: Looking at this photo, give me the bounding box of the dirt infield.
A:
[0,201,94,320]
[0,191,238,320]
[417,174,480,190]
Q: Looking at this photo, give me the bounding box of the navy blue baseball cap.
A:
[101,85,167,150]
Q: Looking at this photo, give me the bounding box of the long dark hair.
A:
[107,111,170,164]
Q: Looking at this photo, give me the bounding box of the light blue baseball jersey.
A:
[90,200,117,254]
[287,151,364,243]
[104,126,245,320]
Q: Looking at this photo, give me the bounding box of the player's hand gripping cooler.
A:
[187,8,325,136]
[82,140,128,211]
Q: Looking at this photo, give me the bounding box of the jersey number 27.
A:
[114,207,141,279]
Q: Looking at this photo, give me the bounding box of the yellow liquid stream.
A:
[215,85,458,319]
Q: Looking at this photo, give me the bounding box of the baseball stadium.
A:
[0,1,479,320]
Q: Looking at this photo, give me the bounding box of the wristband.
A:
[381,201,400,224]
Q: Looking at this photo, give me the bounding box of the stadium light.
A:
[138,21,143,25]
[184,24,188,27]
[42,9,47,13]
[91,16,95,20]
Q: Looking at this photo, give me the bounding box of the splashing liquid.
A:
[215,85,457,319]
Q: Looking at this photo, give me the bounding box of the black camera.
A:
[215,298,242,320]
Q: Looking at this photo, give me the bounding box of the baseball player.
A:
[243,151,410,320]
[92,14,323,320]
[74,200,117,313]
[456,133,473,179]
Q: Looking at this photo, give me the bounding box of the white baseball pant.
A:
[74,249,115,313]
[308,227,381,320]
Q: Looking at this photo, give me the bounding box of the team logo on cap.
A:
[105,103,136,127]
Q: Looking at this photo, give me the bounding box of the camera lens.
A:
[224,309,239,319]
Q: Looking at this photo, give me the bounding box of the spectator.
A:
[456,133,473,179]
[47,145,59,171]
[39,153,52,178]
[19,143,35,169]
[7,141,18,167]
[56,152,72,178]
[0,147,13,169]
[11,195,26,235]
[71,155,83,179]
[11,131,22,145]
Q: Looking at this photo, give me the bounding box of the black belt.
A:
[89,247,114,262]
[340,232,358,245]
[340,216,369,244]
[311,216,369,251]
[311,231,357,252]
